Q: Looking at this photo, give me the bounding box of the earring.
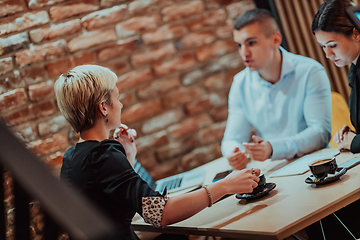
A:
[105,113,108,123]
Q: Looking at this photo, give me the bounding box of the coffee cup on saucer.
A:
[251,173,266,194]
[308,157,338,180]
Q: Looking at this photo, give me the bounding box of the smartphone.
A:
[339,157,360,170]
[212,170,233,182]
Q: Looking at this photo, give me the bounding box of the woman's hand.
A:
[221,168,260,194]
[113,124,137,166]
[338,131,356,151]
[334,125,355,144]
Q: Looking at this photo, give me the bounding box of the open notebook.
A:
[268,149,340,178]
[134,159,205,194]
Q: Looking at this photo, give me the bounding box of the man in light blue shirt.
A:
[221,8,331,170]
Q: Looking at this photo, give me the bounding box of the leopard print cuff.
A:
[142,195,168,227]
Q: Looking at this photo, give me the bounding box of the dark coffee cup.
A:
[309,157,338,177]
[251,173,266,194]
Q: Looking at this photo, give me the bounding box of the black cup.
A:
[251,173,266,194]
[309,157,338,178]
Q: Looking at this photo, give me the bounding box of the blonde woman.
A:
[55,65,260,240]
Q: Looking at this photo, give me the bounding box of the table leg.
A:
[331,213,357,240]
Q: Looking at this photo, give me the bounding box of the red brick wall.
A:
[0,0,255,180]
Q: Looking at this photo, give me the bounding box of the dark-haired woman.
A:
[307,0,360,239]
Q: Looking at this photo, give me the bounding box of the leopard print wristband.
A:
[142,195,169,227]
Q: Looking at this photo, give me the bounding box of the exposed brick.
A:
[38,115,68,136]
[216,22,233,39]
[218,52,243,69]
[176,30,217,49]
[196,39,236,61]
[131,42,176,68]
[68,28,117,52]
[0,11,50,37]
[121,99,163,124]
[186,9,226,32]
[168,113,213,139]
[149,158,180,180]
[118,91,137,108]
[0,0,25,18]
[47,151,65,169]
[204,0,238,9]
[15,40,68,66]
[0,33,29,56]
[73,51,95,66]
[226,0,256,20]
[100,0,127,8]
[181,143,221,171]
[185,93,227,116]
[2,101,55,126]
[116,14,162,39]
[136,153,157,170]
[49,0,99,22]
[97,36,140,62]
[0,75,12,95]
[210,105,228,122]
[28,80,55,102]
[27,0,65,9]
[136,130,168,154]
[16,125,38,142]
[128,0,172,15]
[226,68,241,81]
[142,109,184,134]
[181,62,221,86]
[204,72,232,91]
[104,60,129,75]
[0,57,13,75]
[29,20,81,43]
[116,67,153,91]
[198,121,226,144]
[153,53,196,76]
[0,88,28,111]
[142,23,187,45]
[161,86,203,109]
[20,65,46,85]
[161,0,205,22]
[137,74,180,100]
[46,52,96,78]
[155,136,200,162]
[27,133,68,156]
[81,5,129,31]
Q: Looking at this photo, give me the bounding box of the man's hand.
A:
[242,135,273,161]
[227,147,248,170]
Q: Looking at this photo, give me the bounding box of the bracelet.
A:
[202,185,213,207]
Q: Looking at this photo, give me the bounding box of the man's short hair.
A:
[54,65,117,133]
[233,8,280,37]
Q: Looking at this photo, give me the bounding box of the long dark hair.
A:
[312,0,354,36]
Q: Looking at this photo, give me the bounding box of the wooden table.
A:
[132,149,360,240]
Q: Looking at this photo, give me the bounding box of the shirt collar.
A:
[279,46,295,80]
[253,47,295,87]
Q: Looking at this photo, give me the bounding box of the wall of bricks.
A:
[0,0,254,178]
[0,0,256,239]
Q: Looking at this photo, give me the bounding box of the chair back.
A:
[330,92,354,148]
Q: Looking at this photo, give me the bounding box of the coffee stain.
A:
[212,204,268,229]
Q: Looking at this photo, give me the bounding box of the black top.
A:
[60,139,162,240]
[349,58,360,153]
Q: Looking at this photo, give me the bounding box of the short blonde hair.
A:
[54,65,117,133]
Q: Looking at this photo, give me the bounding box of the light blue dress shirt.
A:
[221,48,332,160]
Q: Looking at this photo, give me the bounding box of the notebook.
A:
[268,150,340,178]
[134,159,205,194]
